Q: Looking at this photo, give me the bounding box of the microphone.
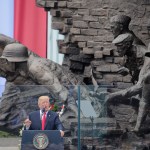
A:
[42,108,46,114]
[40,108,46,120]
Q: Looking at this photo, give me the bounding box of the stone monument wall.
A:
[36,0,150,90]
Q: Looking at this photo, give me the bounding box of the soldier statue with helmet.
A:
[0,35,100,130]
[0,42,74,114]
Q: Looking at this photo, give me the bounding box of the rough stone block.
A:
[36,0,46,7]
[70,28,80,34]
[103,42,115,49]
[116,82,133,89]
[78,9,90,15]
[91,60,106,66]
[112,49,119,57]
[61,25,70,34]
[62,55,70,66]
[64,34,72,43]
[122,75,132,83]
[81,29,98,36]
[87,41,103,48]
[58,1,67,7]
[64,18,73,25]
[103,74,122,82]
[83,47,94,54]
[93,70,103,79]
[106,35,114,42]
[50,10,61,17]
[67,2,81,8]
[96,79,116,87]
[110,64,119,72]
[61,10,73,18]
[84,65,92,77]
[104,57,114,63]
[103,49,113,56]
[59,46,69,54]
[98,29,110,35]
[90,8,108,16]
[72,35,93,42]
[78,42,86,48]
[94,36,107,42]
[94,51,103,58]
[83,15,98,21]
[70,54,93,63]
[70,61,84,71]
[45,1,57,8]
[114,57,126,65]
[73,21,88,28]
[104,23,111,30]
[52,22,64,30]
[59,46,80,55]
[96,64,111,72]
[89,22,101,29]
[72,15,83,21]
[99,17,108,25]
[69,47,80,55]
[94,46,103,51]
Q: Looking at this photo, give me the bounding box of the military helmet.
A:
[1,43,28,62]
[110,15,131,27]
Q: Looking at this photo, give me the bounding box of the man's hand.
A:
[24,118,32,128]
[118,67,129,76]
[60,130,64,137]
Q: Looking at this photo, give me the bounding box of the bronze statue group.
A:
[0,14,150,133]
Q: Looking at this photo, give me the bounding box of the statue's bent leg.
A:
[134,101,148,131]
[134,78,150,131]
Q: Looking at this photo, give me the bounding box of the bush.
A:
[0,131,15,137]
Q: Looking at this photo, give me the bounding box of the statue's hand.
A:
[89,91,109,101]
[104,92,118,105]
[118,67,129,76]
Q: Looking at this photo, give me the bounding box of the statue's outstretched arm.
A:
[107,84,142,103]
[28,57,68,101]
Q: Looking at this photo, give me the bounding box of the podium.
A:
[21,130,64,150]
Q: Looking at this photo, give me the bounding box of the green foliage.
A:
[51,104,59,112]
[0,131,15,137]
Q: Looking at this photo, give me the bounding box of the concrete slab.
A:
[0,147,19,150]
[0,138,21,147]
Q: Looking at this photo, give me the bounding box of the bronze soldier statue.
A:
[106,33,150,132]
[0,34,102,131]
[110,14,145,46]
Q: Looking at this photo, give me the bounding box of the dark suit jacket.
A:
[27,110,64,131]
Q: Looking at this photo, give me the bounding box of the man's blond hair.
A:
[38,96,49,104]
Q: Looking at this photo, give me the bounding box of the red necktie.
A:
[42,112,46,130]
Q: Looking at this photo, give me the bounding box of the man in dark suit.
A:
[24,96,64,137]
